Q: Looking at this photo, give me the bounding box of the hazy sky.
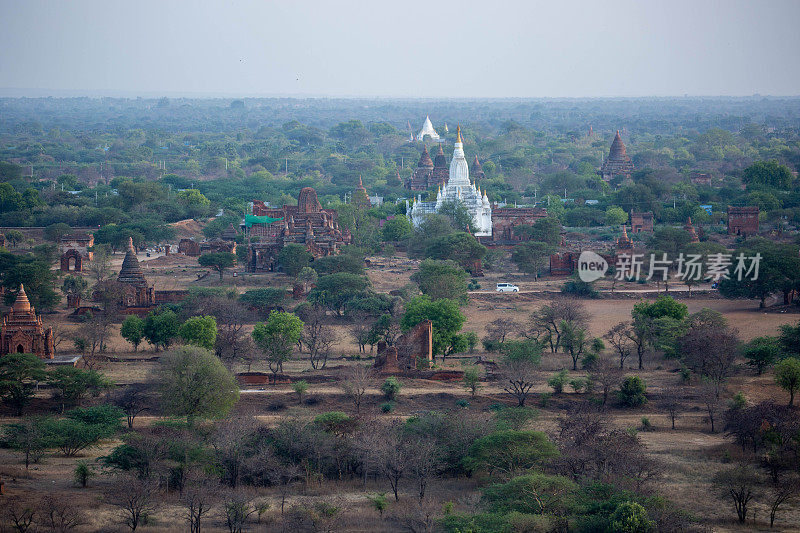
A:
[1,0,799,98]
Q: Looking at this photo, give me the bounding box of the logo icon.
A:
[578,251,608,282]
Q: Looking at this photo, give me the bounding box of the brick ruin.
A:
[59,233,94,272]
[178,238,236,257]
[629,211,653,233]
[728,206,759,236]
[246,187,350,272]
[691,172,713,186]
[488,207,549,243]
[373,320,433,374]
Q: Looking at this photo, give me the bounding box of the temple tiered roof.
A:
[599,130,634,182]
[118,237,147,286]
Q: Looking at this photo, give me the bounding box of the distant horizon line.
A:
[1,87,800,100]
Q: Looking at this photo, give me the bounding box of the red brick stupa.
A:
[0,284,55,359]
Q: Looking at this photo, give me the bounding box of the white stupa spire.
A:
[418,115,440,141]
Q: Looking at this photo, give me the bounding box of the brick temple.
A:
[0,285,55,359]
[246,187,350,272]
[598,130,634,182]
[727,206,759,236]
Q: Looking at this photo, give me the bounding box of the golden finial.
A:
[456,125,463,144]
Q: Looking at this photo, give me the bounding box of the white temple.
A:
[417,115,440,141]
[409,126,492,237]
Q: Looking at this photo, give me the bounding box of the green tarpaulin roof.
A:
[244,214,284,227]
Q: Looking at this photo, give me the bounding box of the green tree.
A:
[779,321,800,356]
[252,311,304,381]
[464,430,559,478]
[482,473,578,516]
[438,201,477,233]
[120,315,145,352]
[239,288,286,315]
[198,252,236,281]
[158,345,239,421]
[423,232,486,273]
[381,216,413,242]
[774,357,800,406]
[380,376,402,401]
[617,376,647,407]
[516,217,562,246]
[277,243,312,277]
[610,501,654,533]
[718,239,800,308]
[512,241,556,279]
[605,206,628,226]
[179,315,218,350]
[0,353,47,415]
[177,189,211,218]
[462,367,481,397]
[743,160,794,189]
[143,309,180,351]
[48,367,111,411]
[5,229,23,248]
[309,272,370,315]
[44,222,72,243]
[648,227,692,256]
[401,295,466,361]
[743,336,781,375]
[410,259,468,303]
[62,275,88,299]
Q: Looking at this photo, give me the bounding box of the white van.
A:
[496,283,519,293]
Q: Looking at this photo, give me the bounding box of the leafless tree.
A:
[88,243,113,284]
[340,364,373,414]
[222,491,256,533]
[213,414,258,488]
[204,297,254,369]
[713,463,760,523]
[350,312,373,353]
[530,299,588,353]
[301,305,339,369]
[113,384,150,428]
[700,382,721,433]
[499,356,538,407]
[659,385,683,429]
[680,309,740,398]
[588,357,621,407]
[39,494,86,532]
[366,422,413,501]
[604,323,632,369]
[1,497,36,533]
[485,317,521,344]
[768,474,799,528]
[405,434,443,500]
[389,497,441,533]
[106,474,160,531]
[554,407,660,491]
[183,472,219,533]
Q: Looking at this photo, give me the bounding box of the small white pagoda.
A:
[417,115,441,142]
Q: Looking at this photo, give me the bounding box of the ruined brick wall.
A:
[728,206,759,236]
[491,207,549,242]
[179,239,201,256]
[374,320,433,373]
[550,252,579,276]
[630,212,654,233]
